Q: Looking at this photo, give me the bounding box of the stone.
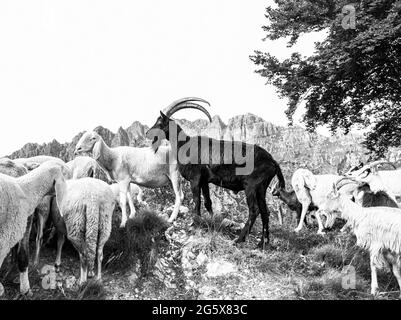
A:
[206,260,236,278]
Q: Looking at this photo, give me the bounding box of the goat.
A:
[74,131,183,227]
[0,161,68,297]
[347,160,400,202]
[290,169,345,235]
[331,177,399,233]
[270,179,317,226]
[146,97,285,248]
[320,183,401,297]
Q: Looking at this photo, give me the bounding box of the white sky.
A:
[0,0,325,157]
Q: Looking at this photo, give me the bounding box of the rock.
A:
[196,252,208,266]
[65,276,76,289]
[206,260,236,278]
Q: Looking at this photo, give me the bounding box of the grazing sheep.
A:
[0,161,67,296]
[55,177,116,284]
[321,184,401,297]
[74,131,183,227]
[147,97,286,248]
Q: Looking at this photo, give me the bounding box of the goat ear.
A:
[92,141,102,161]
[160,111,168,119]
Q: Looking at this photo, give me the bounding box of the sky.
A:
[0,0,326,157]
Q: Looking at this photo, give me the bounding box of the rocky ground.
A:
[1,184,400,300]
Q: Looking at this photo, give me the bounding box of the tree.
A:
[251,0,401,157]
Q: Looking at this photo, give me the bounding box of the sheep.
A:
[13,155,68,172]
[54,177,116,284]
[347,160,400,203]
[66,155,113,182]
[146,97,286,248]
[0,158,33,296]
[0,161,67,297]
[32,156,108,270]
[74,131,183,227]
[320,183,401,297]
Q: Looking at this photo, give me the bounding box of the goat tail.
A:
[84,201,100,272]
[275,164,286,189]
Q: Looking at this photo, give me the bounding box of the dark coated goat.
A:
[147,98,285,248]
[355,183,399,208]
[271,182,317,226]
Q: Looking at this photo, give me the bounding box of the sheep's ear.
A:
[86,166,94,178]
[92,141,102,161]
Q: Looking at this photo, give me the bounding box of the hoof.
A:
[88,271,95,278]
[55,264,61,273]
[294,228,301,233]
[119,222,126,228]
[0,283,4,297]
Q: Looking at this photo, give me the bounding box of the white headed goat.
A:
[347,160,400,203]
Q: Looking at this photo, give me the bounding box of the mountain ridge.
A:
[8,113,369,176]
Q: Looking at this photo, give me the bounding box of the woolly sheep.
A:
[55,177,116,284]
[0,161,67,296]
[75,131,184,227]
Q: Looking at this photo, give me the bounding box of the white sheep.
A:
[13,155,68,172]
[320,183,401,297]
[75,131,183,227]
[0,161,67,297]
[54,177,116,284]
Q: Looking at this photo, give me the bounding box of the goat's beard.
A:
[324,211,338,229]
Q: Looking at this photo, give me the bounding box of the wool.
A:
[55,177,115,284]
[0,161,66,296]
[321,192,401,296]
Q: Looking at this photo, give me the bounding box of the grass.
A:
[1,185,400,300]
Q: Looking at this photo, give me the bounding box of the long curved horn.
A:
[357,160,396,174]
[335,177,359,189]
[163,97,212,121]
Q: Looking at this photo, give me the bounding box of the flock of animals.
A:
[0,97,401,299]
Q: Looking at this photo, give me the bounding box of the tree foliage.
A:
[251,0,401,156]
